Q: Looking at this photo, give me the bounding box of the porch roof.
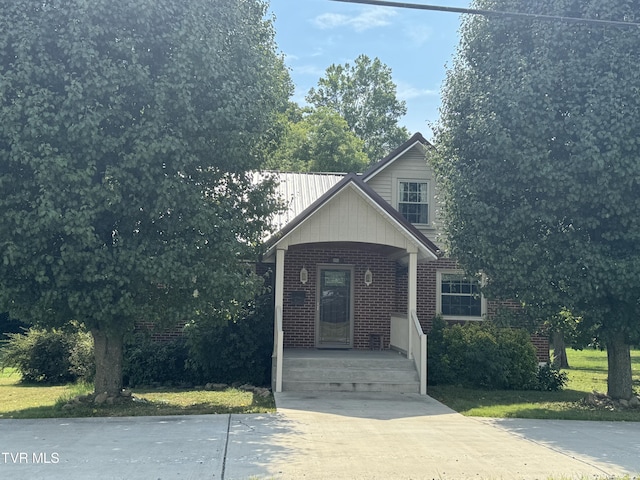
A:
[262,174,441,263]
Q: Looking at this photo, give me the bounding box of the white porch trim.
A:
[273,248,285,393]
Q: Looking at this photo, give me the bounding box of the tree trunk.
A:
[92,328,124,397]
[606,330,633,400]
[551,330,569,369]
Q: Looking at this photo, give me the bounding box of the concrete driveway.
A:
[1,392,638,479]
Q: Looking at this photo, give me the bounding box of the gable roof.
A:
[262,173,440,262]
[362,132,433,182]
[266,171,345,232]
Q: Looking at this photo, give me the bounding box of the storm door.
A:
[317,267,353,347]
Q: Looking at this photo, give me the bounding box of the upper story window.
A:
[398,181,428,225]
[437,271,486,320]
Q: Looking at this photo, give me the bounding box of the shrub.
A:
[427,319,542,390]
[534,363,568,391]
[184,291,274,386]
[122,291,274,388]
[0,326,94,384]
[426,316,453,384]
[122,334,192,388]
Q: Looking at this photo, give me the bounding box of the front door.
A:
[317,267,353,348]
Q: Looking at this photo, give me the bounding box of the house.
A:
[261,133,548,395]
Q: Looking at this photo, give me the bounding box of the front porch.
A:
[278,349,422,393]
[263,175,439,395]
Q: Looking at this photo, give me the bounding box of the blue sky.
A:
[268,0,471,140]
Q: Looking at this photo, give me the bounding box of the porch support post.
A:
[407,247,418,359]
[274,247,286,393]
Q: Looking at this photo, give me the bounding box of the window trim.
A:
[396,179,430,227]
[436,270,486,321]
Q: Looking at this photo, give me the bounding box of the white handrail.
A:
[389,313,408,354]
[274,305,283,393]
[410,310,427,395]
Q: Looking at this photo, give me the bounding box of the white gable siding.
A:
[365,145,443,246]
[278,185,421,254]
[366,145,427,204]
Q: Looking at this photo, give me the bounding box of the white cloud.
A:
[396,81,439,100]
[313,7,396,33]
[405,25,434,46]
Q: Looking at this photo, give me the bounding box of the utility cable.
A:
[330,0,640,28]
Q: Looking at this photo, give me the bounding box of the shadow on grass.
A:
[0,387,276,420]
[429,385,586,406]
[429,384,640,421]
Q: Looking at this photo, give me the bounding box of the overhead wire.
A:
[330,0,640,28]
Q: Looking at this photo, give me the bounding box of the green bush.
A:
[122,291,274,388]
[427,318,543,390]
[122,334,193,387]
[534,363,568,391]
[0,326,94,384]
[184,292,274,386]
[426,316,453,385]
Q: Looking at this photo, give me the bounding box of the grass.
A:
[0,368,275,419]
[2,348,639,421]
[429,348,640,421]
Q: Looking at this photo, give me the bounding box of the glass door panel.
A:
[318,268,352,346]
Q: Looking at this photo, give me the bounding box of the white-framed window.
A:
[436,271,486,320]
[398,180,429,225]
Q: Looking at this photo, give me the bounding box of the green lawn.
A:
[0,368,275,419]
[3,348,640,421]
[429,348,640,421]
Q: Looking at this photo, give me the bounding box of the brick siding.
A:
[280,244,396,350]
[279,248,549,361]
[138,247,550,363]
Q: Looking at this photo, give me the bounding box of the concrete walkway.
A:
[0,392,638,479]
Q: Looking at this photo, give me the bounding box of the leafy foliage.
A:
[0,313,26,335]
[266,104,369,172]
[427,316,543,390]
[307,54,410,162]
[122,291,274,388]
[123,334,192,388]
[184,291,274,386]
[535,364,568,392]
[1,327,94,384]
[433,0,640,399]
[0,0,290,394]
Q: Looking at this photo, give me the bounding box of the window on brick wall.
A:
[436,271,486,320]
[398,180,429,225]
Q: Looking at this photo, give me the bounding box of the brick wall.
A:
[279,248,549,360]
[393,257,549,362]
[135,321,186,342]
[395,257,460,330]
[281,245,396,349]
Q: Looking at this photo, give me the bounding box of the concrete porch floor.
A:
[283,348,408,360]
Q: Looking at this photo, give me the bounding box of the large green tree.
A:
[0,0,290,396]
[306,54,410,162]
[266,104,369,173]
[434,0,640,400]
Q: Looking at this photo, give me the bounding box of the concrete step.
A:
[283,356,413,369]
[282,380,420,393]
[280,350,420,393]
[285,367,419,383]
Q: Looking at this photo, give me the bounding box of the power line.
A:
[330,0,640,28]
